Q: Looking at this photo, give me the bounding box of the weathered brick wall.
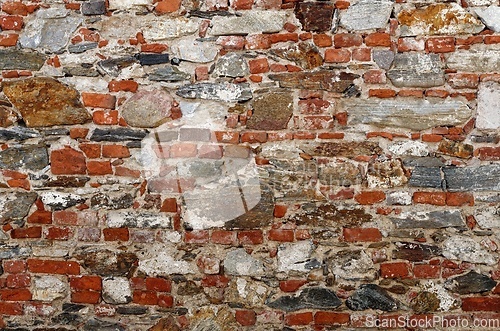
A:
[0,0,499,329]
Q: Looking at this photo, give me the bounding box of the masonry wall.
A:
[0,0,499,330]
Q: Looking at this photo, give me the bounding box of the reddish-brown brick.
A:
[185,230,209,244]
[238,230,264,245]
[413,192,446,206]
[380,262,411,279]
[334,33,362,47]
[236,310,257,326]
[268,229,294,242]
[6,274,30,289]
[314,312,350,325]
[210,230,237,245]
[103,228,129,241]
[87,160,113,175]
[313,33,332,47]
[70,276,102,291]
[0,302,23,315]
[369,88,396,98]
[81,92,116,109]
[158,294,174,307]
[201,275,230,288]
[354,191,385,205]
[285,312,313,326]
[11,227,42,239]
[324,48,351,63]
[446,192,474,206]
[108,80,138,92]
[71,290,100,304]
[279,279,307,292]
[447,73,479,89]
[27,210,52,225]
[0,33,18,46]
[27,259,80,275]
[248,58,269,74]
[44,227,73,240]
[426,37,455,53]
[365,33,391,46]
[413,264,440,279]
[3,261,27,274]
[462,297,500,312]
[145,278,171,292]
[477,147,500,161]
[155,0,182,13]
[2,2,29,16]
[0,15,23,31]
[51,147,87,175]
[133,290,158,305]
[0,289,31,301]
[343,228,382,242]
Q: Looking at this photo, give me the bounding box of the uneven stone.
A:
[389,141,429,157]
[447,50,500,73]
[475,206,500,229]
[339,0,394,31]
[302,141,382,158]
[83,319,125,331]
[40,192,86,210]
[176,83,252,102]
[32,276,68,301]
[443,165,500,192]
[342,98,472,130]
[0,105,17,128]
[176,37,218,63]
[68,42,98,54]
[102,277,132,304]
[411,292,440,313]
[149,66,191,82]
[290,203,373,227]
[148,316,181,331]
[0,126,38,140]
[393,242,442,262]
[271,42,323,70]
[0,49,46,71]
[386,192,412,205]
[143,18,199,40]
[2,78,91,127]
[90,193,135,210]
[373,49,395,70]
[329,250,376,281]
[46,176,90,188]
[107,211,172,228]
[438,140,473,159]
[398,3,485,36]
[0,192,37,224]
[136,53,170,66]
[0,145,48,171]
[213,53,249,78]
[121,90,173,128]
[295,2,335,32]
[346,284,399,311]
[445,271,496,294]
[476,81,500,130]
[390,210,466,229]
[108,0,151,10]
[81,0,106,15]
[442,236,496,265]
[0,244,32,259]
[475,6,500,32]
[97,57,137,77]
[63,65,99,77]
[269,71,359,93]
[246,92,293,130]
[367,158,407,188]
[277,240,316,273]
[210,11,287,35]
[90,128,148,142]
[387,53,444,88]
[224,249,264,276]
[319,161,362,186]
[75,248,138,276]
[267,287,342,312]
[408,167,442,188]
[138,250,195,276]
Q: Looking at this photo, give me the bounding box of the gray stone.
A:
[0,49,46,70]
[213,53,249,78]
[0,145,48,171]
[63,64,99,77]
[386,192,412,205]
[302,141,382,158]
[269,71,359,93]
[443,165,500,192]
[149,66,190,82]
[136,53,170,66]
[68,42,98,54]
[277,240,315,273]
[176,83,252,102]
[342,98,472,130]
[143,18,198,40]
[40,192,85,210]
[246,92,293,130]
[346,284,399,311]
[408,167,443,190]
[81,0,106,15]
[466,0,497,5]
[447,50,500,72]
[445,271,496,294]
[97,56,137,77]
[475,206,500,229]
[121,90,173,128]
[32,276,68,301]
[387,53,444,88]
[271,42,324,70]
[474,6,500,32]
[83,319,125,331]
[0,192,37,224]
[404,157,445,168]
[340,0,394,31]
[373,49,395,70]
[389,141,429,157]
[471,134,499,144]
[176,37,218,63]
[329,250,376,281]
[90,193,134,210]
[0,244,31,259]
[267,287,342,312]
[107,211,172,229]
[477,81,500,130]
[319,161,362,186]
[108,0,151,10]
[393,242,442,262]
[210,11,287,35]
[102,277,132,304]
[90,128,147,142]
[442,236,497,265]
[75,248,138,276]
[116,306,147,315]
[224,248,264,276]
[138,250,195,276]
[20,8,83,53]
[390,210,466,229]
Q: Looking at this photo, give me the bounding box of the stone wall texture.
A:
[0,0,499,330]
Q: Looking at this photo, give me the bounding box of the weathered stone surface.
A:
[390,210,466,229]
[210,11,287,35]
[290,203,372,227]
[0,105,17,128]
[367,158,407,188]
[90,193,134,210]
[136,53,170,66]
[442,236,496,265]
[2,78,91,128]
[0,192,37,224]
[90,128,148,142]
[138,250,195,276]
[475,6,500,32]
[346,284,399,311]
[443,165,500,192]
[340,0,394,31]
[32,276,68,301]
[148,316,181,331]
[445,271,496,294]
[267,287,342,312]
[409,167,442,188]
[447,50,500,72]
[108,0,151,10]
[271,42,323,70]
[83,319,125,331]
[102,277,132,304]
[107,211,172,228]
[213,53,249,78]
[302,141,382,158]
[386,192,412,205]
[0,145,48,170]
[475,206,500,229]
[224,249,264,276]
[63,65,99,77]
[476,81,500,130]
[373,49,395,70]
[398,3,485,36]
[121,90,173,128]
[387,53,444,88]
[75,248,138,276]
[438,140,473,159]
[0,49,46,71]
[411,292,440,313]
[81,0,106,15]
[190,307,239,331]
[246,92,293,130]
[68,42,98,54]
[342,98,472,130]
[176,37,218,63]
[149,66,191,82]
[389,141,429,157]
[269,71,359,93]
[466,0,496,5]
[319,161,362,186]
[97,57,137,77]
[277,240,316,273]
[176,83,252,102]
[393,242,442,262]
[143,18,199,40]
[295,2,334,32]
[46,176,90,188]
[329,250,376,281]
[20,8,83,53]
[40,192,85,210]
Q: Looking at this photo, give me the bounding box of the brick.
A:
[71,290,100,304]
[201,275,230,288]
[352,47,371,61]
[108,80,138,93]
[0,33,18,46]
[269,33,298,44]
[70,276,102,291]
[413,192,446,206]
[380,262,411,279]
[81,92,116,109]
[141,43,168,53]
[268,229,294,242]
[27,210,52,224]
[87,160,113,175]
[102,145,130,158]
[398,37,425,52]
[324,48,351,63]
[160,198,177,213]
[285,312,313,326]
[11,227,42,239]
[44,227,73,240]
[369,88,396,98]
[236,310,256,326]
[70,128,89,139]
[314,312,350,325]
[343,228,382,242]
[238,230,264,245]
[0,15,23,31]
[484,36,500,44]
[279,279,307,292]
[155,0,182,14]
[158,294,174,307]
[421,134,442,142]
[363,70,386,84]
[133,290,158,305]
[185,230,209,244]
[313,33,332,47]
[2,2,29,16]
[365,33,391,47]
[334,33,362,47]
[462,297,500,312]
[447,73,479,89]
[0,302,23,315]
[446,192,474,206]
[6,274,30,288]
[211,230,237,245]
[426,37,455,53]
[79,143,101,158]
[273,205,287,218]
[248,58,269,74]
[245,34,271,49]
[170,143,197,158]
[146,278,171,292]
[51,147,87,175]
[3,261,26,274]
[104,228,130,241]
[231,0,253,10]
[0,289,31,301]
[413,264,440,279]
[93,110,118,125]
[216,36,246,50]
[354,191,385,205]
[27,259,80,275]
[477,147,500,161]
[240,131,267,143]
[198,144,223,159]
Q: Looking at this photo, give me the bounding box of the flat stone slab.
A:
[387,53,444,88]
[121,90,173,128]
[267,287,341,312]
[442,236,496,265]
[107,211,172,229]
[210,11,287,35]
[475,206,500,229]
[176,83,252,102]
[447,50,500,72]
[176,37,218,63]
[475,6,500,32]
[408,167,443,188]
[246,92,293,130]
[342,98,472,130]
[476,81,500,130]
[224,249,264,276]
[90,128,147,142]
[340,0,394,31]
[269,71,359,93]
[390,210,466,229]
[0,192,38,224]
[148,66,190,82]
[0,49,46,71]
[213,53,249,78]
[0,144,49,171]
[443,165,500,192]
[143,18,199,40]
[346,284,399,311]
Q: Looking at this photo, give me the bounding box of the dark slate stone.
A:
[41,128,70,136]
[135,53,170,66]
[393,242,442,262]
[346,284,398,311]
[83,319,125,331]
[390,210,466,229]
[81,0,106,15]
[295,2,335,32]
[0,192,38,225]
[0,144,48,171]
[189,10,237,19]
[63,64,100,77]
[68,42,98,54]
[97,56,137,77]
[62,303,87,312]
[443,165,500,192]
[267,287,342,312]
[116,306,148,315]
[90,193,135,210]
[408,167,443,188]
[444,271,497,294]
[149,66,190,82]
[0,126,41,141]
[0,244,32,259]
[51,313,83,325]
[0,49,46,70]
[403,157,445,168]
[470,134,499,144]
[90,128,147,142]
[74,248,137,277]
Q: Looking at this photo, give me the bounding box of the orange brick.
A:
[446,192,474,206]
[413,192,446,206]
[354,191,385,205]
[380,262,411,279]
[0,33,18,46]
[285,312,313,326]
[421,134,442,142]
[155,0,181,13]
[343,228,382,242]
[268,229,294,242]
[79,143,101,158]
[102,145,130,158]
[334,33,362,47]
[81,92,116,109]
[71,290,100,304]
[108,80,138,93]
[51,147,87,174]
[141,43,168,53]
[369,89,396,98]
[93,110,118,125]
[279,279,307,292]
[365,33,391,47]
[0,15,23,31]
[70,276,102,291]
[87,161,113,175]
[312,33,332,47]
[426,37,455,53]
[324,48,350,63]
[352,48,371,61]
[2,2,28,16]
[248,58,269,74]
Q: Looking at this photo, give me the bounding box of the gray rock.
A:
[447,50,500,72]
[20,8,83,53]
[0,127,40,141]
[116,306,147,315]
[63,64,100,77]
[390,210,466,229]
[386,192,412,205]
[405,156,445,167]
[373,49,395,70]
[210,11,287,35]
[0,49,46,70]
[102,277,132,304]
[176,83,252,102]
[121,90,173,128]
[443,165,500,192]
[138,250,194,276]
[474,6,500,32]
[246,92,293,130]
[475,206,500,229]
[149,66,191,82]
[277,240,316,273]
[68,42,98,53]
[342,98,472,130]
[0,244,32,259]
[271,42,324,70]
[477,81,500,130]
[213,53,249,78]
[90,128,147,142]
[267,287,342,312]
[329,250,376,281]
[177,37,218,63]
[107,211,172,228]
[393,242,442,262]
[32,276,68,301]
[445,271,496,294]
[0,192,37,224]
[97,57,137,77]
[409,167,443,188]
[224,249,264,276]
[0,145,48,171]
[136,53,170,66]
[75,248,138,276]
[90,193,135,210]
[346,284,399,311]
[142,18,198,40]
[442,236,497,265]
[319,162,362,186]
[81,0,106,15]
[340,0,394,31]
[387,53,444,88]
[84,319,125,331]
[40,192,85,210]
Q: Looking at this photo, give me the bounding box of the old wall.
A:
[0,0,499,330]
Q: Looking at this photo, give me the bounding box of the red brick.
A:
[146,278,171,292]
[7,178,29,190]
[0,33,18,46]
[201,275,230,288]
[0,302,23,315]
[238,230,264,245]
[343,228,382,242]
[27,210,52,224]
[380,262,411,279]
[354,191,385,205]
[245,34,271,49]
[268,229,294,242]
[6,274,30,288]
[313,33,332,47]
[133,290,158,305]
[198,144,223,159]
[102,145,130,158]
[3,261,26,274]
[353,47,372,61]
[0,15,23,30]
[27,259,80,275]
[279,279,307,292]
[236,310,256,326]
[324,48,351,63]
[211,230,237,245]
[248,58,269,74]
[79,143,101,158]
[399,89,424,98]
[0,289,31,301]
[334,33,362,47]
[71,290,100,304]
[170,143,197,158]
[477,147,500,161]
[484,36,500,44]
[93,110,118,125]
[363,70,386,84]
[269,33,299,44]
[447,73,479,89]
[273,205,287,218]
[462,297,500,312]
[446,192,474,206]
[216,36,245,50]
[285,312,313,326]
[160,198,177,213]
[2,2,28,16]
[108,80,138,93]
[413,264,440,279]
[240,131,267,143]
[114,166,141,178]
[155,0,181,13]
[421,134,442,142]
[365,33,391,47]
[44,227,73,240]
[141,43,168,53]
[185,230,209,244]
[11,227,42,239]
[51,147,87,175]
[70,276,102,291]
[413,192,446,206]
[398,37,425,52]
[231,0,253,10]
[426,37,455,53]
[81,92,116,109]
[369,88,396,98]
[314,312,350,325]
[425,89,449,98]
[158,294,174,307]
[103,228,130,241]
[87,160,113,175]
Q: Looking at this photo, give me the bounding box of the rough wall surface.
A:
[0,0,499,330]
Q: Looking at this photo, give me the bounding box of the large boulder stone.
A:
[476,81,500,130]
[121,90,173,128]
[0,192,37,224]
[387,53,444,88]
[246,92,293,130]
[340,0,394,31]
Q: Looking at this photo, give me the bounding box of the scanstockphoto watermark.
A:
[365,315,500,329]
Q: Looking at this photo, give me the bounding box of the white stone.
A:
[143,18,199,40]
[40,191,84,209]
[108,0,151,10]
[386,191,412,205]
[107,211,172,228]
[60,77,109,93]
[330,250,376,281]
[466,0,497,6]
[138,250,195,276]
[174,37,219,63]
[210,11,288,36]
[422,282,459,312]
[102,277,132,304]
[442,236,497,265]
[475,6,500,32]
[447,49,500,72]
[224,249,264,276]
[277,240,314,273]
[32,276,68,301]
[340,0,394,31]
[475,206,500,229]
[476,81,500,130]
[388,141,429,157]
